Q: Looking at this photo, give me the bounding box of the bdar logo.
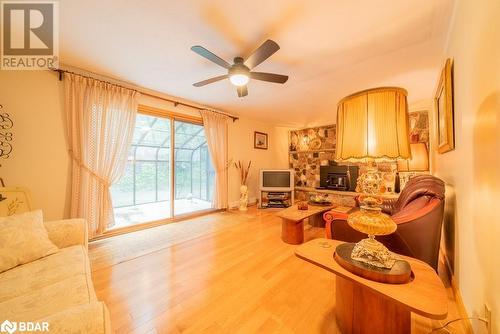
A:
[0,320,17,334]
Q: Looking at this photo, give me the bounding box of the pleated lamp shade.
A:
[335,87,411,162]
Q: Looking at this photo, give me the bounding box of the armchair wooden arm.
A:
[323,210,349,239]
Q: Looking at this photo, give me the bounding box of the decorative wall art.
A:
[254,131,268,150]
[0,105,13,161]
[408,110,429,143]
[435,58,455,153]
[0,187,32,216]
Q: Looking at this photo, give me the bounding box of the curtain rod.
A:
[50,68,239,122]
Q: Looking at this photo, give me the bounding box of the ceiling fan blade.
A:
[193,75,228,87]
[250,72,288,84]
[244,39,280,69]
[237,85,248,97]
[191,46,231,69]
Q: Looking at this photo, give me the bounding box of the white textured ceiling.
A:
[59,0,455,126]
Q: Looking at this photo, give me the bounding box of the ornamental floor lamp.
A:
[335,87,411,270]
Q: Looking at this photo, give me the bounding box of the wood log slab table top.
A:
[276,205,334,244]
[295,238,448,334]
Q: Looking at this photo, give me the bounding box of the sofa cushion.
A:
[0,245,93,302]
[0,273,97,322]
[0,210,59,273]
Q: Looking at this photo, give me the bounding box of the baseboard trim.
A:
[440,246,474,334]
[92,208,222,241]
[229,197,257,209]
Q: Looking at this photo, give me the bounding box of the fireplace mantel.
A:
[295,186,399,200]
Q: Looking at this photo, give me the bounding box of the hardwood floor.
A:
[90,207,469,334]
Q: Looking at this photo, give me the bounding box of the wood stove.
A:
[318,164,358,191]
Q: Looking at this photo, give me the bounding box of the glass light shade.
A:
[398,142,429,172]
[229,74,249,86]
[347,207,397,236]
[335,87,411,162]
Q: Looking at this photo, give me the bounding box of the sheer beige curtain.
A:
[65,73,139,238]
[200,110,230,209]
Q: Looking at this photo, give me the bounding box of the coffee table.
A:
[276,204,334,244]
[295,238,448,334]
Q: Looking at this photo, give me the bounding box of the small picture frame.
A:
[435,58,455,154]
[0,187,33,216]
[254,131,268,150]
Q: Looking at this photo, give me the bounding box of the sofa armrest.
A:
[392,199,441,225]
[44,218,88,250]
[33,302,111,334]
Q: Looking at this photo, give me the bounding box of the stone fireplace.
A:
[288,110,429,190]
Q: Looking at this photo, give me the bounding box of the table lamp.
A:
[335,87,411,269]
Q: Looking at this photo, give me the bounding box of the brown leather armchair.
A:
[323,175,445,271]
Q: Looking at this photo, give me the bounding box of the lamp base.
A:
[335,243,412,284]
[351,235,396,269]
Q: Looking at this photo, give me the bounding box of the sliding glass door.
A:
[110,112,214,229]
[111,114,172,227]
[174,120,214,215]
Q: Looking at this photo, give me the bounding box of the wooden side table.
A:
[295,238,448,334]
[276,205,334,244]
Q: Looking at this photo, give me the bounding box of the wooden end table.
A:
[276,205,334,244]
[295,238,448,334]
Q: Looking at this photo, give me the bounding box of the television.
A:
[259,169,295,208]
[259,169,294,192]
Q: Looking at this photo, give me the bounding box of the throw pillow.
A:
[0,210,59,273]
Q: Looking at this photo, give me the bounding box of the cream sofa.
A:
[0,218,111,333]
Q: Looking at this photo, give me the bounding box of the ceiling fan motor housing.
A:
[229,59,250,77]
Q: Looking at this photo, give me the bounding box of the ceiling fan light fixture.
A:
[191,40,288,96]
[229,73,249,86]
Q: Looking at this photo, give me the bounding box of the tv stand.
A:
[259,190,294,209]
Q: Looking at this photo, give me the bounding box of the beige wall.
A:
[0,70,290,219]
[0,70,70,221]
[431,0,500,332]
[227,118,290,208]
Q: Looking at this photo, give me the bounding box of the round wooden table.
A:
[295,238,448,334]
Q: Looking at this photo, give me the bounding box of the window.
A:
[110,112,214,228]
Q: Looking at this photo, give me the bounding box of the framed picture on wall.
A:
[254,131,268,150]
[435,58,455,154]
[0,187,33,216]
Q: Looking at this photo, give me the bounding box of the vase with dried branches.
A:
[234,160,251,211]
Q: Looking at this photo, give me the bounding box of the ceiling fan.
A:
[191,39,288,97]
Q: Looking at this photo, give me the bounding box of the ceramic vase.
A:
[239,184,248,211]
